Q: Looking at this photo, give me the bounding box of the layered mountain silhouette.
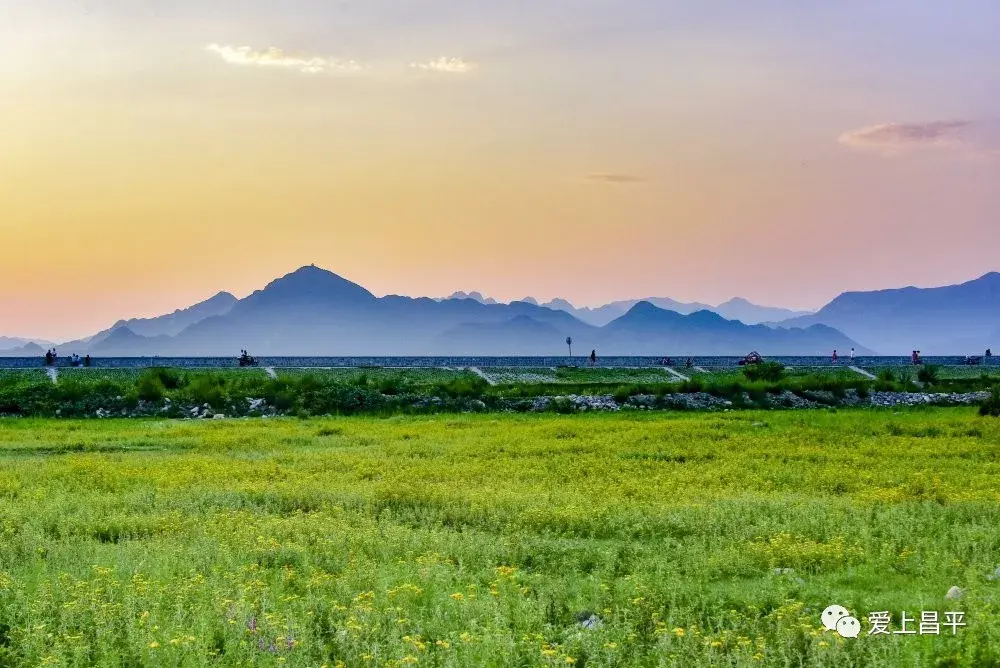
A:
[529,296,809,326]
[54,291,238,353]
[433,291,810,326]
[2,265,866,356]
[595,302,861,355]
[5,266,998,356]
[445,291,499,305]
[713,298,812,326]
[0,336,55,350]
[0,342,45,356]
[778,272,1000,354]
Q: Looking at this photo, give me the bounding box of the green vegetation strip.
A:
[0,365,997,417]
[0,411,999,665]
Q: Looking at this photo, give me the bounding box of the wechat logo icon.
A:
[822,605,861,638]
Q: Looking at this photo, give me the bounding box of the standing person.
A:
[84,355,91,367]
[589,350,597,367]
[850,348,855,362]
[44,350,52,366]
[832,350,838,364]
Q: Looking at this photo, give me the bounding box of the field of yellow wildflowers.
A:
[0,409,998,666]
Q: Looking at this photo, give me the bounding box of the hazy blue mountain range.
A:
[6,266,997,357]
[1,266,864,356]
[0,342,46,357]
[778,272,1000,355]
[437,293,810,326]
[445,291,499,305]
[55,292,238,352]
[0,336,55,350]
[713,298,814,326]
[594,302,863,356]
[548,297,813,327]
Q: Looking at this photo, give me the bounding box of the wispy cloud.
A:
[838,120,974,156]
[206,44,362,74]
[410,57,476,74]
[586,173,646,184]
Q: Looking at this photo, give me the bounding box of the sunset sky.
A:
[2,0,1000,341]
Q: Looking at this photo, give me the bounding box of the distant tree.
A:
[566,336,573,357]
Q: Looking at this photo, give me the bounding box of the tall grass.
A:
[0,411,997,665]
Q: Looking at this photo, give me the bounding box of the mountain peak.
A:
[245,266,376,307]
[544,298,577,310]
[608,301,684,326]
[447,291,497,304]
[206,291,237,303]
[975,271,1000,283]
[627,300,669,316]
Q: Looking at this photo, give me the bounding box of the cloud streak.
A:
[410,57,476,74]
[586,173,646,184]
[206,44,362,74]
[838,121,974,156]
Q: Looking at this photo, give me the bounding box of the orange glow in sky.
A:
[2,1,999,340]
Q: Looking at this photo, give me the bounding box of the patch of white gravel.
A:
[468,367,496,386]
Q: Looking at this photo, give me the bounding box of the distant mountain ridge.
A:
[435,293,811,326]
[8,266,996,357]
[2,265,862,356]
[779,272,1000,354]
[0,336,56,350]
[115,291,237,337]
[595,302,860,355]
[50,291,238,354]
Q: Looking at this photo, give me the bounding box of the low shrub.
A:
[679,377,705,393]
[980,386,1000,417]
[917,365,940,385]
[145,367,183,390]
[434,377,488,399]
[612,385,632,403]
[182,375,227,409]
[743,361,785,383]
[136,375,166,402]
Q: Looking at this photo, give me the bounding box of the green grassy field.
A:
[1,410,999,666]
[274,369,478,386]
[2,366,997,420]
[482,368,678,386]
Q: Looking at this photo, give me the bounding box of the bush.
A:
[136,375,166,402]
[263,379,297,411]
[612,385,632,403]
[147,367,183,390]
[184,375,227,409]
[378,375,404,396]
[434,377,488,399]
[980,386,1000,417]
[917,365,940,385]
[679,377,704,393]
[551,397,577,414]
[743,361,785,383]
